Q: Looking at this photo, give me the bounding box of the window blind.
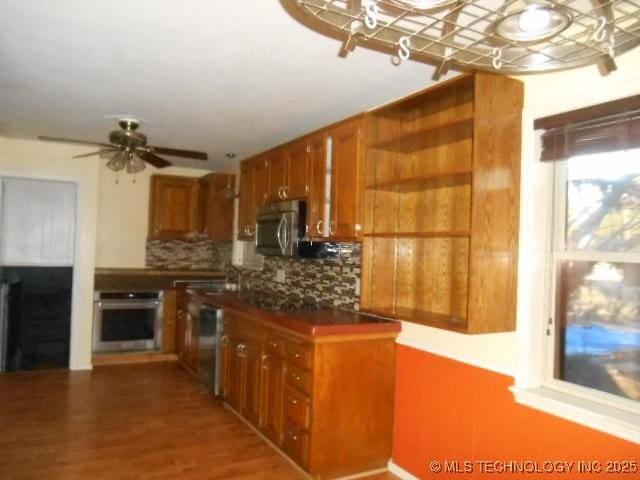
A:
[535,94,640,162]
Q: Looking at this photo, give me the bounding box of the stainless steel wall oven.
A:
[92,291,163,353]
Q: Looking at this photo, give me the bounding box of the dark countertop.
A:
[94,268,226,291]
[189,290,401,338]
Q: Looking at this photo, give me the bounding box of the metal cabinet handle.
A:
[282,186,288,198]
[288,430,299,441]
[329,221,336,236]
[292,352,301,359]
[288,396,298,405]
[221,335,228,346]
[291,373,301,382]
[269,341,279,349]
[315,220,323,235]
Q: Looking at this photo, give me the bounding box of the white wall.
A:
[0,137,99,370]
[396,47,640,375]
[95,163,212,268]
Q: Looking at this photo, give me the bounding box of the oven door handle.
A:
[276,215,286,255]
[95,301,161,309]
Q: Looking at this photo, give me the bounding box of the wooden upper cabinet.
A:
[286,139,310,200]
[200,172,235,241]
[237,156,268,240]
[265,141,310,202]
[266,148,288,202]
[307,132,328,239]
[148,175,201,240]
[253,156,268,216]
[237,160,255,240]
[328,116,364,240]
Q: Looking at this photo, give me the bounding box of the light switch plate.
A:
[276,269,286,283]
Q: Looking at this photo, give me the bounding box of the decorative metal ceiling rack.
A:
[287,0,640,75]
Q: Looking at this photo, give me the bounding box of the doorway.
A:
[0,177,76,372]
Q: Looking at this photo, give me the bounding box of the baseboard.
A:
[70,363,93,371]
[388,460,420,480]
[92,352,178,366]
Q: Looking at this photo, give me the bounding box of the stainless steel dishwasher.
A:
[198,304,223,395]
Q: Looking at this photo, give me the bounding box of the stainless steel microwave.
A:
[255,200,306,256]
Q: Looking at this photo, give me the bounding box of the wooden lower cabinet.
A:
[221,311,396,479]
[261,352,286,445]
[243,339,263,427]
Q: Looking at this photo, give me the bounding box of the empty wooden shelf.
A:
[360,72,523,334]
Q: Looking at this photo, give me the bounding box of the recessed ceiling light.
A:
[494,5,572,43]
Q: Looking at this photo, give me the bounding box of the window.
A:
[549,150,640,407]
[512,95,640,444]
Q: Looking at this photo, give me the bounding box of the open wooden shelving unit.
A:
[360,72,524,334]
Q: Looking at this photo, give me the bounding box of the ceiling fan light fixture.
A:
[494,4,572,43]
[126,152,146,174]
[106,151,127,172]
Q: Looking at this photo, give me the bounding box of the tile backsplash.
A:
[146,238,232,270]
[146,238,362,312]
[233,243,362,312]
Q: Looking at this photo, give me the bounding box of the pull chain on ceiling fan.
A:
[38,118,208,173]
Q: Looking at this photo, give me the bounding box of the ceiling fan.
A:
[38,118,208,173]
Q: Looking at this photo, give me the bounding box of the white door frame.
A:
[0,171,94,370]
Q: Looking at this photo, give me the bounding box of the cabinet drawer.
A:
[282,419,309,468]
[286,364,312,395]
[265,334,285,357]
[284,386,311,430]
[285,341,313,370]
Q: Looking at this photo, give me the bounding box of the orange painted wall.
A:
[392,345,639,479]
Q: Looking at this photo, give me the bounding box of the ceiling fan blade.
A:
[73,148,120,159]
[38,136,113,148]
[150,146,208,160]
[137,149,172,168]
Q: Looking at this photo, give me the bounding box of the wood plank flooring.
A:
[0,363,400,480]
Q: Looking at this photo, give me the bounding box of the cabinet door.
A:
[162,290,177,353]
[148,175,201,239]
[261,353,286,445]
[329,118,363,240]
[220,334,231,399]
[266,149,288,202]
[201,173,235,241]
[286,141,310,200]
[307,132,328,239]
[243,340,263,428]
[189,312,200,373]
[226,338,244,412]
[237,161,254,240]
[251,157,269,235]
[176,308,186,362]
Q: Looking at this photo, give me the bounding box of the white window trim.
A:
[513,124,640,445]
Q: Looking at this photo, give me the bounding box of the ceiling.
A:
[0,0,449,171]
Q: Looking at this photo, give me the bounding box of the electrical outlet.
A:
[276,269,286,283]
[355,277,361,295]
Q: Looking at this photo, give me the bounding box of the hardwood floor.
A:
[0,363,400,480]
